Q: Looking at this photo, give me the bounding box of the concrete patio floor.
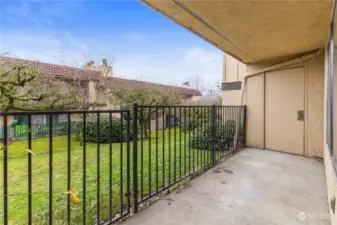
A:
[120,148,330,225]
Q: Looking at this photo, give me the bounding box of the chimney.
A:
[99,64,113,77]
[99,58,113,77]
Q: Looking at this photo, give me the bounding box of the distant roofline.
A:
[1,56,202,97]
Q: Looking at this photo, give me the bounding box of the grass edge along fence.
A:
[0,105,246,225]
[0,121,83,142]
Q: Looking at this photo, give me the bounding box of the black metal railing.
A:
[133,105,245,207]
[0,121,83,141]
[0,105,246,225]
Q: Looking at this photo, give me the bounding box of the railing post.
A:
[3,116,8,225]
[132,102,138,213]
[211,104,216,162]
[243,105,247,147]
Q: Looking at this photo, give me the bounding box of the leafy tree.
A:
[0,60,79,111]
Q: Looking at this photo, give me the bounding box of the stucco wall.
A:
[223,53,246,83]
[222,53,247,106]
[222,90,242,106]
[224,54,239,82]
[246,73,264,148]
[243,54,325,157]
[306,56,325,157]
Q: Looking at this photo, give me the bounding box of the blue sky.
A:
[0,0,222,88]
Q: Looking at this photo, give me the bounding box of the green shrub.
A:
[85,115,132,143]
[190,120,240,151]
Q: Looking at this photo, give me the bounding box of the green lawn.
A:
[0,129,215,225]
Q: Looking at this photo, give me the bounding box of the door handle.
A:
[297,110,304,121]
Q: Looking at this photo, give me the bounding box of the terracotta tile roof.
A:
[1,56,102,80]
[103,76,202,96]
[1,56,202,97]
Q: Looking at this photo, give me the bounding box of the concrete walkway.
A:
[121,148,330,225]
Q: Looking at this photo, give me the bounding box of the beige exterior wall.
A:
[222,53,247,106]
[246,73,264,149]
[223,54,246,83]
[223,52,325,157]
[244,54,325,158]
[306,56,325,157]
[222,90,241,106]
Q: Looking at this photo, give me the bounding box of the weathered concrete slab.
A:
[120,148,330,225]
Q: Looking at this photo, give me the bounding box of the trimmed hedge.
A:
[85,115,132,143]
[190,120,240,151]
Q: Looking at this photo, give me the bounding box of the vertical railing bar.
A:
[228,107,231,152]
[179,107,182,179]
[240,106,243,147]
[120,112,124,215]
[173,106,177,181]
[28,114,32,225]
[206,106,209,165]
[222,107,225,154]
[197,107,200,169]
[192,107,195,172]
[174,107,177,182]
[233,107,236,151]
[207,107,210,164]
[148,107,152,195]
[184,107,187,176]
[168,107,171,186]
[216,107,219,159]
[227,107,230,152]
[109,112,113,221]
[96,112,100,224]
[132,103,138,213]
[235,107,238,150]
[140,108,144,200]
[3,115,8,225]
[212,105,216,163]
[235,107,238,148]
[225,107,229,154]
[202,107,205,167]
[82,112,87,225]
[185,107,190,174]
[155,106,159,192]
[220,107,223,158]
[208,107,210,164]
[196,107,199,170]
[162,107,165,188]
[243,105,247,148]
[207,107,209,164]
[238,107,241,147]
[221,107,224,157]
[126,111,131,214]
[67,113,71,224]
[209,107,216,163]
[231,107,234,152]
[49,114,53,225]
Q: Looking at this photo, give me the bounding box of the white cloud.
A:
[0,29,87,66]
[0,28,223,90]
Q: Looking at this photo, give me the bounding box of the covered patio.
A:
[121,148,329,225]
